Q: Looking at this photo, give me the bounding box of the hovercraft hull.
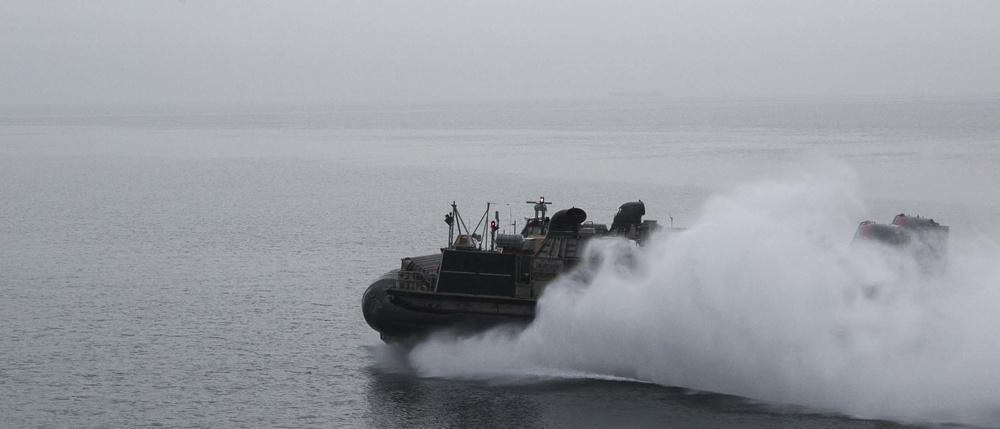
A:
[361,270,533,342]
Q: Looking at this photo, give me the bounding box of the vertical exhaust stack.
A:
[610,201,659,243]
[611,201,645,232]
[547,208,588,236]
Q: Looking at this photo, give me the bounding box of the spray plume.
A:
[403,162,1000,426]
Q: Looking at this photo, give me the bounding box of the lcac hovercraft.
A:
[852,213,949,273]
[361,197,661,342]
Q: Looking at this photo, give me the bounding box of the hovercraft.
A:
[361,198,661,342]
[852,213,949,273]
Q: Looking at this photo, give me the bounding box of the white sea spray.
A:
[408,161,1000,426]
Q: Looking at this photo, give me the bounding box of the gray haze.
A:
[2,0,999,106]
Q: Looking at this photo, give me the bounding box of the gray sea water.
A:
[2,98,999,428]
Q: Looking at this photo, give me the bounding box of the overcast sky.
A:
[1,1,998,106]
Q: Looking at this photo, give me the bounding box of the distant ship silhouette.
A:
[609,90,663,98]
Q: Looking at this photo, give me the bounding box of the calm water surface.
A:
[2,98,998,427]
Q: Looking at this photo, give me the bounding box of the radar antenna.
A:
[526,196,551,221]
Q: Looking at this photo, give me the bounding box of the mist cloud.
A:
[404,161,1000,426]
